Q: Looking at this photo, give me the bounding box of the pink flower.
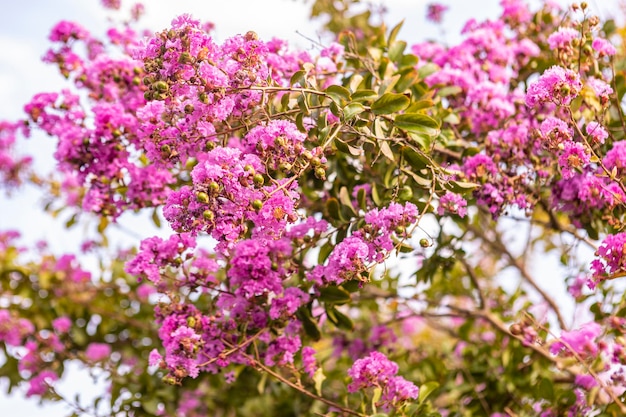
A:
[585,122,608,144]
[592,38,616,57]
[550,322,603,357]
[525,66,582,107]
[26,371,58,397]
[52,316,72,333]
[547,27,579,50]
[85,342,112,362]
[426,3,448,24]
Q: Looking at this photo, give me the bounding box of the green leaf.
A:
[387,20,404,46]
[446,180,479,194]
[418,63,439,79]
[325,85,351,104]
[339,186,357,216]
[394,113,440,137]
[418,381,439,404]
[389,40,407,63]
[326,305,354,330]
[290,69,306,86]
[379,140,395,162]
[343,102,366,121]
[436,86,462,97]
[348,74,364,92]
[406,99,434,112]
[352,90,378,102]
[378,74,401,96]
[319,286,352,304]
[371,93,410,115]
[318,241,334,264]
[297,308,321,341]
[325,197,342,220]
[313,368,326,396]
[151,208,161,228]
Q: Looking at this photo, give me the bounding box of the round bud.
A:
[245,31,259,41]
[143,76,154,86]
[144,91,153,101]
[203,210,215,221]
[154,81,169,92]
[132,76,141,86]
[179,52,192,64]
[253,174,265,187]
[581,1,587,9]
[209,181,220,194]
[187,317,196,328]
[419,238,430,248]
[198,93,209,104]
[274,136,286,147]
[315,167,326,180]
[196,192,209,203]
[162,375,178,385]
[252,199,263,211]
[184,104,194,114]
[244,164,255,173]
[311,156,321,167]
[395,226,406,235]
[510,323,523,336]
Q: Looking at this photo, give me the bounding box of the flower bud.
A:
[203,210,215,221]
[253,174,265,187]
[209,181,220,194]
[196,191,209,203]
[154,81,169,92]
[510,323,523,335]
[252,199,263,211]
[419,238,430,248]
[314,167,326,180]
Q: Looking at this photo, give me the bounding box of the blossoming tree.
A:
[3,0,626,416]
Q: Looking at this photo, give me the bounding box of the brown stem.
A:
[222,340,366,417]
[468,224,568,330]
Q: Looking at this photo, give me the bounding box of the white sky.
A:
[0,0,617,416]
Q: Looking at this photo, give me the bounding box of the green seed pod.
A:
[203,210,215,221]
[196,192,209,203]
[253,174,265,187]
[252,199,263,211]
[314,167,326,180]
[162,375,178,385]
[154,81,169,92]
[419,238,430,248]
[209,181,220,194]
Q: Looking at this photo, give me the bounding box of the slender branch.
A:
[468,224,568,330]
[222,340,366,417]
[459,257,486,309]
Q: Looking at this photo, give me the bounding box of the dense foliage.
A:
[3,0,626,416]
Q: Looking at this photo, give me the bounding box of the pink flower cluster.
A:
[347,351,419,409]
[525,66,582,107]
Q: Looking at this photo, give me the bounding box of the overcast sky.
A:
[0,0,617,416]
